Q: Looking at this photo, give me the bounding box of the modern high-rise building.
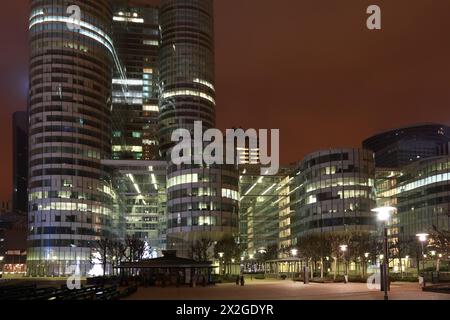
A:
[111,2,161,161]
[363,123,450,168]
[376,156,450,241]
[239,165,293,257]
[157,0,238,258]
[166,162,240,258]
[292,149,377,239]
[13,111,28,215]
[103,159,167,254]
[158,0,216,156]
[28,0,119,276]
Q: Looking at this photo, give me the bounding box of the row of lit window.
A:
[305,178,374,193]
[161,89,215,105]
[32,202,112,215]
[167,173,199,188]
[221,188,240,201]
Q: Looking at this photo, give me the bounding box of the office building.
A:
[158,0,237,258]
[292,149,377,240]
[158,0,216,156]
[28,0,119,276]
[376,156,450,241]
[111,2,160,161]
[239,165,293,257]
[166,162,240,258]
[103,160,167,253]
[363,123,450,168]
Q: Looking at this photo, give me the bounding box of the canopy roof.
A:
[117,251,215,269]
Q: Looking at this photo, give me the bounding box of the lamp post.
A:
[372,206,395,301]
[218,252,224,276]
[339,245,348,283]
[249,254,254,280]
[290,248,298,281]
[416,233,429,283]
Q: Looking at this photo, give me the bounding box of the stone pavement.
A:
[124,279,450,300]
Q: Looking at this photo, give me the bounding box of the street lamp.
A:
[416,233,429,281]
[249,254,255,279]
[290,249,298,280]
[290,248,298,257]
[372,206,395,301]
[218,252,225,275]
[340,245,348,282]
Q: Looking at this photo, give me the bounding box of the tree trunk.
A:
[333,257,337,280]
[320,257,324,279]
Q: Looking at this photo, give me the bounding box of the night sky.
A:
[1,0,450,201]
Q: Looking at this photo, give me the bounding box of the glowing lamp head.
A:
[340,245,348,252]
[372,206,395,222]
[290,248,298,257]
[416,233,429,243]
[218,252,224,258]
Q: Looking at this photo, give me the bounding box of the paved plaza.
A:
[125,279,450,300]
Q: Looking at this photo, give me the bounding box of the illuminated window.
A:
[113,16,144,23]
[113,79,143,86]
[168,174,199,188]
[162,89,215,104]
[143,105,159,112]
[143,40,159,46]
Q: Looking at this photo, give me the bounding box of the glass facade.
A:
[103,160,167,253]
[158,0,215,156]
[292,149,377,240]
[111,4,160,161]
[363,123,450,168]
[166,163,239,258]
[239,165,293,257]
[28,0,118,276]
[376,157,450,241]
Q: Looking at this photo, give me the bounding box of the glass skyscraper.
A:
[27,0,118,276]
[292,149,377,239]
[363,123,450,168]
[111,2,161,161]
[158,0,216,156]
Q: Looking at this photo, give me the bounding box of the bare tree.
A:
[108,240,127,276]
[93,238,112,277]
[125,235,146,262]
[192,238,213,262]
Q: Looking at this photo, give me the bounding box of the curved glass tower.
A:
[158,0,216,156]
[159,0,239,258]
[293,149,377,238]
[28,0,116,276]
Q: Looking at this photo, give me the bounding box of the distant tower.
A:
[111,2,161,161]
[12,111,28,215]
[158,0,216,156]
